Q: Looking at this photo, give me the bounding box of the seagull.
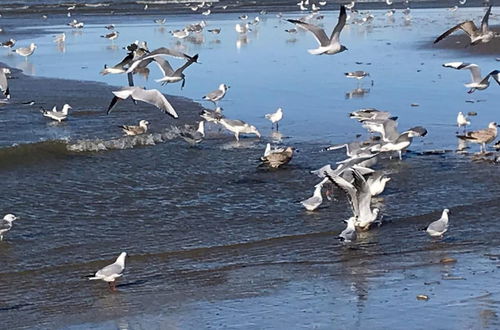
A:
[0,214,18,241]
[142,55,198,88]
[107,87,178,118]
[53,33,66,43]
[171,29,189,39]
[365,171,391,197]
[378,129,427,160]
[0,68,10,98]
[300,179,327,211]
[434,6,499,45]
[200,107,224,123]
[349,108,396,122]
[457,122,498,152]
[235,23,251,34]
[424,209,450,237]
[338,217,357,243]
[265,107,283,130]
[41,104,72,122]
[345,71,370,80]
[203,84,230,104]
[457,112,470,133]
[442,62,500,93]
[217,118,260,141]
[177,121,205,145]
[88,252,127,291]
[13,43,37,59]
[1,38,16,48]
[105,24,115,30]
[207,28,221,34]
[101,31,119,41]
[325,168,380,230]
[260,143,294,168]
[126,47,198,76]
[154,18,166,25]
[119,120,149,136]
[286,5,347,55]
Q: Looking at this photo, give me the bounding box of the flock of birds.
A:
[0,1,499,291]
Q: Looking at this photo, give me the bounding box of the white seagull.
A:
[120,120,149,136]
[41,104,72,122]
[300,178,328,211]
[177,121,205,145]
[13,43,37,59]
[218,118,260,141]
[442,62,500,93]
[107,87,178,118]
[286,5,347,55]
[425,209,450,237]
[456,112,470,132]
[265,107,283,130]
[338,217,357,243]
[89,252,127,291]
[0,214,18,241]
[203,84,230,104]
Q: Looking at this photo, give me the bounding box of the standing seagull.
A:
[456,112,470,133]
[217,118,260,141]
[265,107,283,130]
[442,62,500,93]
[260,143,294,168]
[13,43,37,60]
[203,84,230,104]
[107,87,178,118]
[457,122,498,152]
[286,5,347,55]
[0,214,18,241]
[177,121,205,145]
[434,6,499,45]
[41,104,72,122]
[338,217,357,243]
[424,209,450,237]
[88,252,127,291]
[0,68,10,98]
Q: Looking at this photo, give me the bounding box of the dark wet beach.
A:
[0,3,500,329]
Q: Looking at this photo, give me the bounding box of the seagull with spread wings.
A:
[107,86,178,118]
[287,5,347,55]
[442,62,500,93]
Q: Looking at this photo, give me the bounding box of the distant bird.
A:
[286,5,347,55]
[104,24,115,30]
[101,31,119,41]
[207,28,221,34]
[424,209,450,237]
[41,104,71,122]
[154,18,166,25]
[338,217,357,243]
[239,15,248,20]
[68,19,84,28]
[120,120,149,136]
[0,214,18,241]
[260,143,294,168]
[88,252,127,291]
[108,87,178,118]
[13,43,37,59]
[285,28,298,34]
[434,6,499,45]
[442,62,500,93]
[177,121,205,145]
[202,9,211,16]
[457,122,498,152]
[265,107,283,130]
[53,33,66,43]
[218,118,260,141]
[0,68,10,98]
[203,84,230,104]
[1,38,16,48]
[200,107,224,123]
[456,111,470,132]
[300,179,326,211]
[171,29,189,39]
[235,23,251,34]
[345,71,370,80]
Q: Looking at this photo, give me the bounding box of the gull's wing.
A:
[130,88,179,118]
[434,21,478,43]
[173,54,199,75]
[205,89,224,100]
[483,70,500,86]
[95,262,123,278]
[330,5,347,42]
[324,170,359,217]
[381,119,399,142]
[286,19,330,47]
[465,127,495,141]
[481,5,492,33]
[152,56,175,76]
[351,169,373,220]
[426,218,446,233]
[443,62,482,83]
[0,70,9,97]
[220,118,246,127]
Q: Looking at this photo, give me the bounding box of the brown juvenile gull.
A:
[457,121,498,152]
[434,5,499,45]
[260,143,294,168]
[88,252,127,291]
[286,5,347,55]
[120,120,149,136]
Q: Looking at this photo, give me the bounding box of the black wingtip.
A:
[107,96,119,114]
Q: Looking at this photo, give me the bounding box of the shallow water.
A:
[0,7,500,330]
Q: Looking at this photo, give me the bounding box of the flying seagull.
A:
[287,5,347,55]
[442,62,500,93]
[88,252,127,291]
[434,6,499,45]
[144,55,198,88]
[107,86,178,118]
